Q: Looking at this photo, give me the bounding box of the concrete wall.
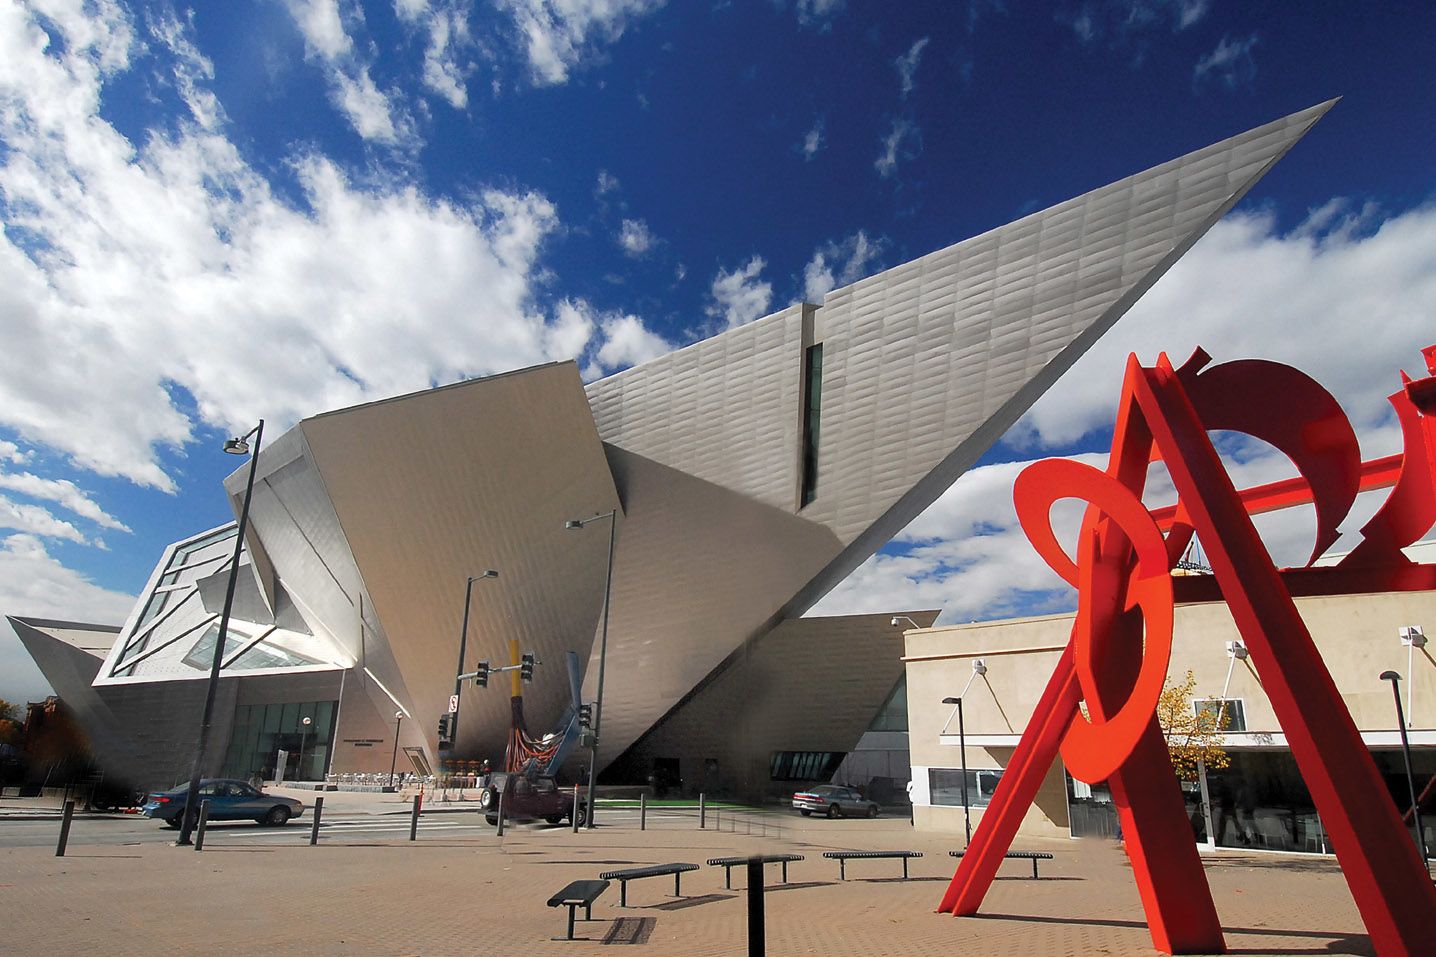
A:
[904,589,1436,838]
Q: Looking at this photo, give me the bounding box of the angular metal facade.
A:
[14,104,1329,789]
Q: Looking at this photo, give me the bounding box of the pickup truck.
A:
[479,772,587,826]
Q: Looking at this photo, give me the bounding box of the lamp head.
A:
[302,716,312,726]
[222,437,250,455]
[1380,670,1402,683]
[972,659,987,676]
[890,617,901,627]
[565,520,583,530]
[395,710,404,720]
[480,569,498,579]
[1226,640,1249,660]
[941,696,961,705]
[1399,625,1427,647]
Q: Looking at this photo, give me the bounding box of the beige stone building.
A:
[904,581,1436,855]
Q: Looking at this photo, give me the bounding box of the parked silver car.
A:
[792,784,879,818]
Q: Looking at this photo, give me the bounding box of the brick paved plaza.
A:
[0,796,1380,957]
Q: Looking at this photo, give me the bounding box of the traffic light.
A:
[437,713,454,747]
[475,660,489,688]
[520,653,536,683]
[577,703,593,729]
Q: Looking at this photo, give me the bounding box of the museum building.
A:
[9,103,1334,799]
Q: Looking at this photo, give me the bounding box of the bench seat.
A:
[706,853,805,888]
[598,862,699,906]
[822,849,923,880]
[949,849,1054,879]
[547,879,609,941]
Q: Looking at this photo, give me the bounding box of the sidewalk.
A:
[0,809,1373,956]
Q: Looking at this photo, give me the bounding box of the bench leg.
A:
[725,866,733,890]
[619,880,627,907]
[585,903,593,920]
[781,860,789,884]
[902,858,909,880]
[839,859,846,881]
[1031,859,1039,880]
[566,903,577,940]
[674,872,682,897]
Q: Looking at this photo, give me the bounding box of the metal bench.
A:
[546,879,609,941]
[598,862,700,907]
[822,849,923,880]
[949,849,1054,879]
[706,853,805,889]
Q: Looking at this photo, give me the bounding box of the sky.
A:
[1,0,1434,702]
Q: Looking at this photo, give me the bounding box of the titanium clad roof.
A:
[803,99,1334,546]
[298,362,620,761]
[586,304,810,511]
[580,103,1330,768]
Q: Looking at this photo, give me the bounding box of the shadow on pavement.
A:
[650,894,732,911]
[974,912,1374,955]
[603,916,655,944]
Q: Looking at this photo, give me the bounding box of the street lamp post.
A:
[177,420,264,847]
[941,659,988,846]
[1380,670,1431,875]
[298,715,312,781]
[451,571,498,750]
[388,711,404,789]
[566,510,617,828]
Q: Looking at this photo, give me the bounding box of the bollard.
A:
[746,857,766,957]
[572,784,580,833]
[640,792,646,831]
[55,800,75,857]
[496,789,505,837]
[194,800,210,852]
[409,792,422,841]
[699,792,706,829]
[309,795,324,846]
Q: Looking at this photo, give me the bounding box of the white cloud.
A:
[1193,32,1258,89]
[147,8,224,130]
[0,2,669,491]
[282,0,415,146]
[0,495,88,544]
[0,471,129,532]
[493,0,666,86]
[1064,0,1211,46]
[800,118,824,161]
[794,0,844,27]
[707,256,773,329]
[875,117,918,179]
[594,312,675,373]
[803,230,883,302]
[596,169,621,195]
[895,36,929,98]
[0,534,136,702]
[0,441,32,465]
[618,218,656,256]
[394,0,473,109]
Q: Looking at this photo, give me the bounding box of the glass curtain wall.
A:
[1066,748,1435,855]
[222,700,338,783]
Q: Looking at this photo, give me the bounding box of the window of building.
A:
[1195,697,1246,732]
[929,767,1005,807]
[222,699,337,783]
[770,750,845,781]
[800,343,823,507]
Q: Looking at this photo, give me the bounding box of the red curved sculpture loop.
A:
[1013,459,1174,784]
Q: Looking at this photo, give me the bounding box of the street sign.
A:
[448,694,459,713]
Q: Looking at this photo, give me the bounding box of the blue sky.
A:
[2,0,1434,700]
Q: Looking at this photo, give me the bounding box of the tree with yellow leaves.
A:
[1157,670,1230,780]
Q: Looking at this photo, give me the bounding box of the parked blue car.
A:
[142,779,305,828]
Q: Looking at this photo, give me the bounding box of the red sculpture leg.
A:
[1133,358,1436,956]
[1106,720,1226,954]
[939,643,1080,915]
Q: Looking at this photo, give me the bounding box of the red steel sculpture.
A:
[937,344,1436,956]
